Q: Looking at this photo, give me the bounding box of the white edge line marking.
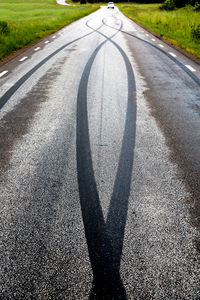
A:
[0,70,8,78]
[159,44,164,48]
[169,52,176,57]
[34,47,40,51]
[152,38,155,41]
[52,36,56,38]
[19,56,28,62]
[45,41,49,44]
[185,65,196,72]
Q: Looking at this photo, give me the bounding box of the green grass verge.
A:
[117,3,200,59]
[0,0,100,60]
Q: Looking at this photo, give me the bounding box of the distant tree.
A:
[161,0,200,8]
[160,0,175,10]
[129,0,165,2]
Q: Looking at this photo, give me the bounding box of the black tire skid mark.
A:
[0,22,104,110]
[77,19,136,299]
[102,19,200,87]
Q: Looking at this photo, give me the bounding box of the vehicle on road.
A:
[107,2,114,9]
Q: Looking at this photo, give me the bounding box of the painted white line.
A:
[158,44,164,48]
[45,40,49,44]
[146,34,149,37]
[19,56,28,62]
[151,38,155,41]
[52,36,56,39]
[169,52,176,58]
[0,70,8,78]
[185,65,196,72]
[34,47,40,51]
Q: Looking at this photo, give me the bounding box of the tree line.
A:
[160,0,200,10]
[76,0,200,7]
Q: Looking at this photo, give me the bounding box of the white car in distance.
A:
[107,2,115,9]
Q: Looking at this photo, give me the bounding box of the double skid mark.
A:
[0,12,199,299]
[103,19,200,87]
[76,19,136,299]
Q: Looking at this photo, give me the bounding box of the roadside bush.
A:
[174,0,200,7]
[191,24,200,39]
[161,0,200,8]
[0,21,9,35]
[160,0,200,10]
[160,0,175,10]
[80,0,87,3]
[194,1,200,10]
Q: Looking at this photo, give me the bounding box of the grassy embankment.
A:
[0,0,100,60]
[118,3,200,59]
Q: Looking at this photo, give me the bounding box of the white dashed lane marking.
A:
[169,52,177,58]
[45,41,49,44]
[52,36,56,39]
[0,70,8,78]
[159,44,164,48]
[185,65,196,72]
[34,47,40,51]
[19,56,28,62]
[151,38,155,41]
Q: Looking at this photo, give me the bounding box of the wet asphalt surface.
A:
[0,7,200,300]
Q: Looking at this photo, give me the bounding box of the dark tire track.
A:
[103,18,200,235]
[102,19,200,87]
[0,23,104,110]
[77,19,136,299]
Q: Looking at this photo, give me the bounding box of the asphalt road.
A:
[0,7,200,300]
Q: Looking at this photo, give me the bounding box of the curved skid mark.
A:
[0,23,104,110]
[102,19,200,87]
[86,19,137,267]
[77,19,136,299]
